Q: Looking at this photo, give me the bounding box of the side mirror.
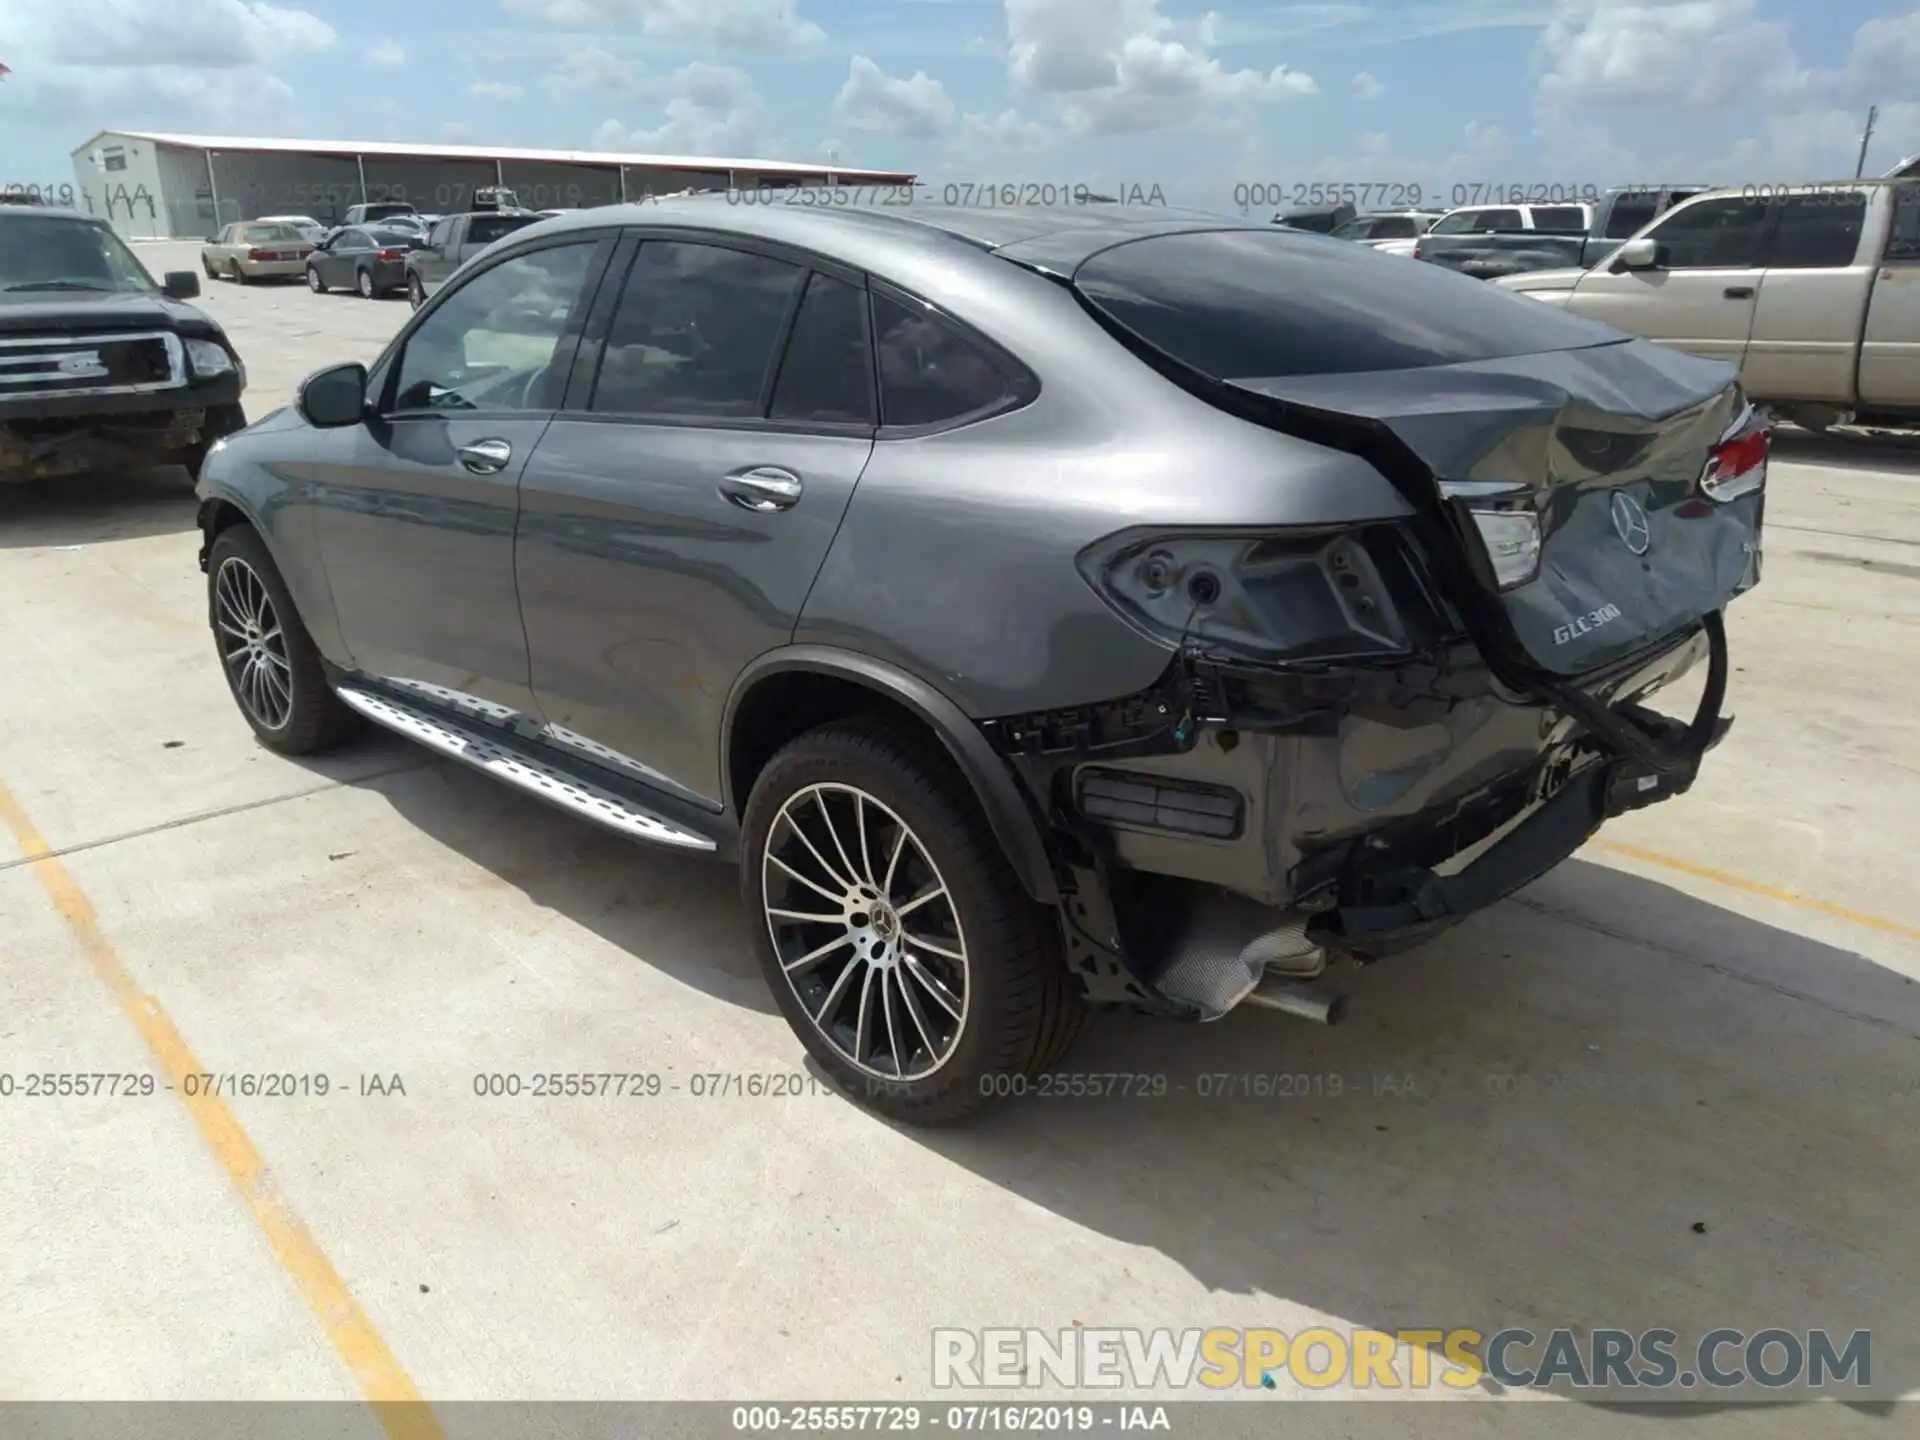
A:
[162,271,201,300]
[205,235,219,244]
[297,362,370,429]
[1611,237,1660,272]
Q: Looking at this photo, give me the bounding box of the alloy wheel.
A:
[357,270,374,298]
[761,783,970,1081]
[307,267,323,293]
[213,557,294,731]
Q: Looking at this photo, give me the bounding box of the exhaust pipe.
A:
[1240,973,1348,1025]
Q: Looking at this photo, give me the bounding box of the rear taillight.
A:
[375,249,404,261]
[1701,407,1769,502]
[1076,525,1434,665]
[247,247,274,260]
[1439,480,1542,591]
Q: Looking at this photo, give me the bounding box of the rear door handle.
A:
[1723,286,1754,299]
[457,438,513,474]
[718,466,803,513]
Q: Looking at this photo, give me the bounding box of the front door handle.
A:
[457,438,512,474]
[718,466,803,513]
[1723,286,1754,299]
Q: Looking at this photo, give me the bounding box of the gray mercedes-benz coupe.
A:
[195,195,1767,1124]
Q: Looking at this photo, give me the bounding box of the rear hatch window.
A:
[1073,227,1624,380]
[1071,226,1753,680]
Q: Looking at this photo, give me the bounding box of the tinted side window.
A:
[1532,206,1587,233]
[1430,210,1480,235]
[1764,194,1868,268]
[769,272,874,425]
[1886,188,1920,261]
[591,241,804,418]
[1371,216,1419,239]
[871,292,1014,428]
[391,241,596,413]
[1646,197,1765,268]
[428,219,454,247]
[1074,228,1623,380]
[1477,208,1525,231]
[1604,196,1660,239]
[469,214,536,246]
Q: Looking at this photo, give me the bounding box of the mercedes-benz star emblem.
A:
[1610,491,1652,555]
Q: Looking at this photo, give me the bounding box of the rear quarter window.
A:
[1073,228,1625,380]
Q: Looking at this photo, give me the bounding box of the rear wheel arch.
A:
[723,648,1060,905]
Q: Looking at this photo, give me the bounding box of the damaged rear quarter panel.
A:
[791,272,1419,719]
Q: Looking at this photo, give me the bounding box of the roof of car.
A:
[0,205,105,223]
[523,195,1282,280]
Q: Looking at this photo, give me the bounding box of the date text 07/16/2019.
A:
[1234,181,1604,211]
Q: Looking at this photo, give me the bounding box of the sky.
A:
[2,0,1919,212]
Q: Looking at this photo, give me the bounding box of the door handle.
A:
[1723,286,1754,299]
[718,466,803,513]
[457,438,512,474]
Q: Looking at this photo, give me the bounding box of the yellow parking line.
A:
[0,780,443,1439]
[1590,837,1920,943]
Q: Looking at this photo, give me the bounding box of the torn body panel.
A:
[984,611,1715,1007]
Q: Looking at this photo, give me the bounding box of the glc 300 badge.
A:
[1610,491,1652,555]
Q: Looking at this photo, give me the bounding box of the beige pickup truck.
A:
[1498,180,1920,431]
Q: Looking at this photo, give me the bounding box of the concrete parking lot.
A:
[2,240,1917,1434]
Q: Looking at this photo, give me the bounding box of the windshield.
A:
[242,224,304,243]
[366,228,417,247]
[364,204,416,220]
[0,214,158,294]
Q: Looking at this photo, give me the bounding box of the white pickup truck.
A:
[1498,181,1920,431]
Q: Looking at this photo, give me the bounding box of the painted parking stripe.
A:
[1591,838,1920,943]
[0,778,443,1439]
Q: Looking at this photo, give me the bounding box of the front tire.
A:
[407,273,426,309]
[206,525,363,756]
[307,265,326,294]
[741,717,1084,1126]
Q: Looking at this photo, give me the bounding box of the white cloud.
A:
[1536,0,1805,113]
[957,108,1054,152]
[471,80,525,98]
[833,57,956,138]
[549,49,651,97]
[500,0,824,51]
[369,42,407,66]
[0,0,328,128]
[588,62,776,156]
[1005,0,1316,136]
[1352,70,1385,100]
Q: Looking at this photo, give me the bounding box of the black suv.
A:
[195,198,1764,1123]
[2,206,246,485]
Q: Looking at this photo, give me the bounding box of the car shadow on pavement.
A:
[1772,426,1920,477]
[351,753,777,1016]
[892,857,1920,1413]
[336,752,1920,1411]
[0,467,201,550]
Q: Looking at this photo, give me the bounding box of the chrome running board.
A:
[336,684,716,852]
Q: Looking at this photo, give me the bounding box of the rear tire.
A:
[357,268,376,300]
[231,260,249,285]
[741,716,1085,1126]
[205,525,363,756]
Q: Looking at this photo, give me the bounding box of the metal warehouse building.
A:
[66,131,916,240]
